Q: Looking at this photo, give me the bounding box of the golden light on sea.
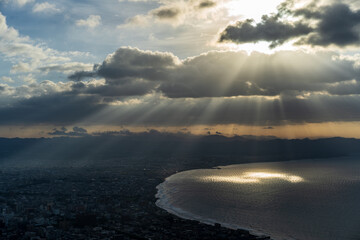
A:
[202,172,304,184]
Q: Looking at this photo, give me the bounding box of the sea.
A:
[156,157,360,240]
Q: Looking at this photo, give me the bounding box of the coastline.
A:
[155,171,275,240]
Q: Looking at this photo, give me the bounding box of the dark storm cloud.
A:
[152,7,181,19]
[219,16,312,48]
[69,47,178,81]
[68,70,97,81]
[95,47,178,81]
[219,1,360,48]
[296,3,360,46]
[198,1,216,9]
[48,126,89,137]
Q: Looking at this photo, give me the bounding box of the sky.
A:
[1,0,360,138]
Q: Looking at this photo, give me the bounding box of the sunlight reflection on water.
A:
[201,172,304,184]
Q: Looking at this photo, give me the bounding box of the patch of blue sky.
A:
[1,0,160,56]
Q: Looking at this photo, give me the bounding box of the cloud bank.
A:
[70,47,359,98]
[0,46,360,127]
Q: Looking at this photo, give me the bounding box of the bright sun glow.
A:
[218,41,300,54]
[225,0,285,20]
[202,172,304,184]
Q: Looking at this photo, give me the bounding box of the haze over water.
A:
[156,157,360,240]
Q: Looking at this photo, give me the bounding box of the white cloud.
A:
[38,62,94,75]
[119,14,150,28]
[0,76,14,83]
[0,11,92,77]
[0,83,14,96]
[13,0,34,7]
[33,2,61,14]
[10,62,33,74]
[22,74,37,84]
[76,15,102,28]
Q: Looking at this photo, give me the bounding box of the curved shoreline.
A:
[155,171,275,240]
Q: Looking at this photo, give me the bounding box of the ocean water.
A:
[156,157,360,240]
